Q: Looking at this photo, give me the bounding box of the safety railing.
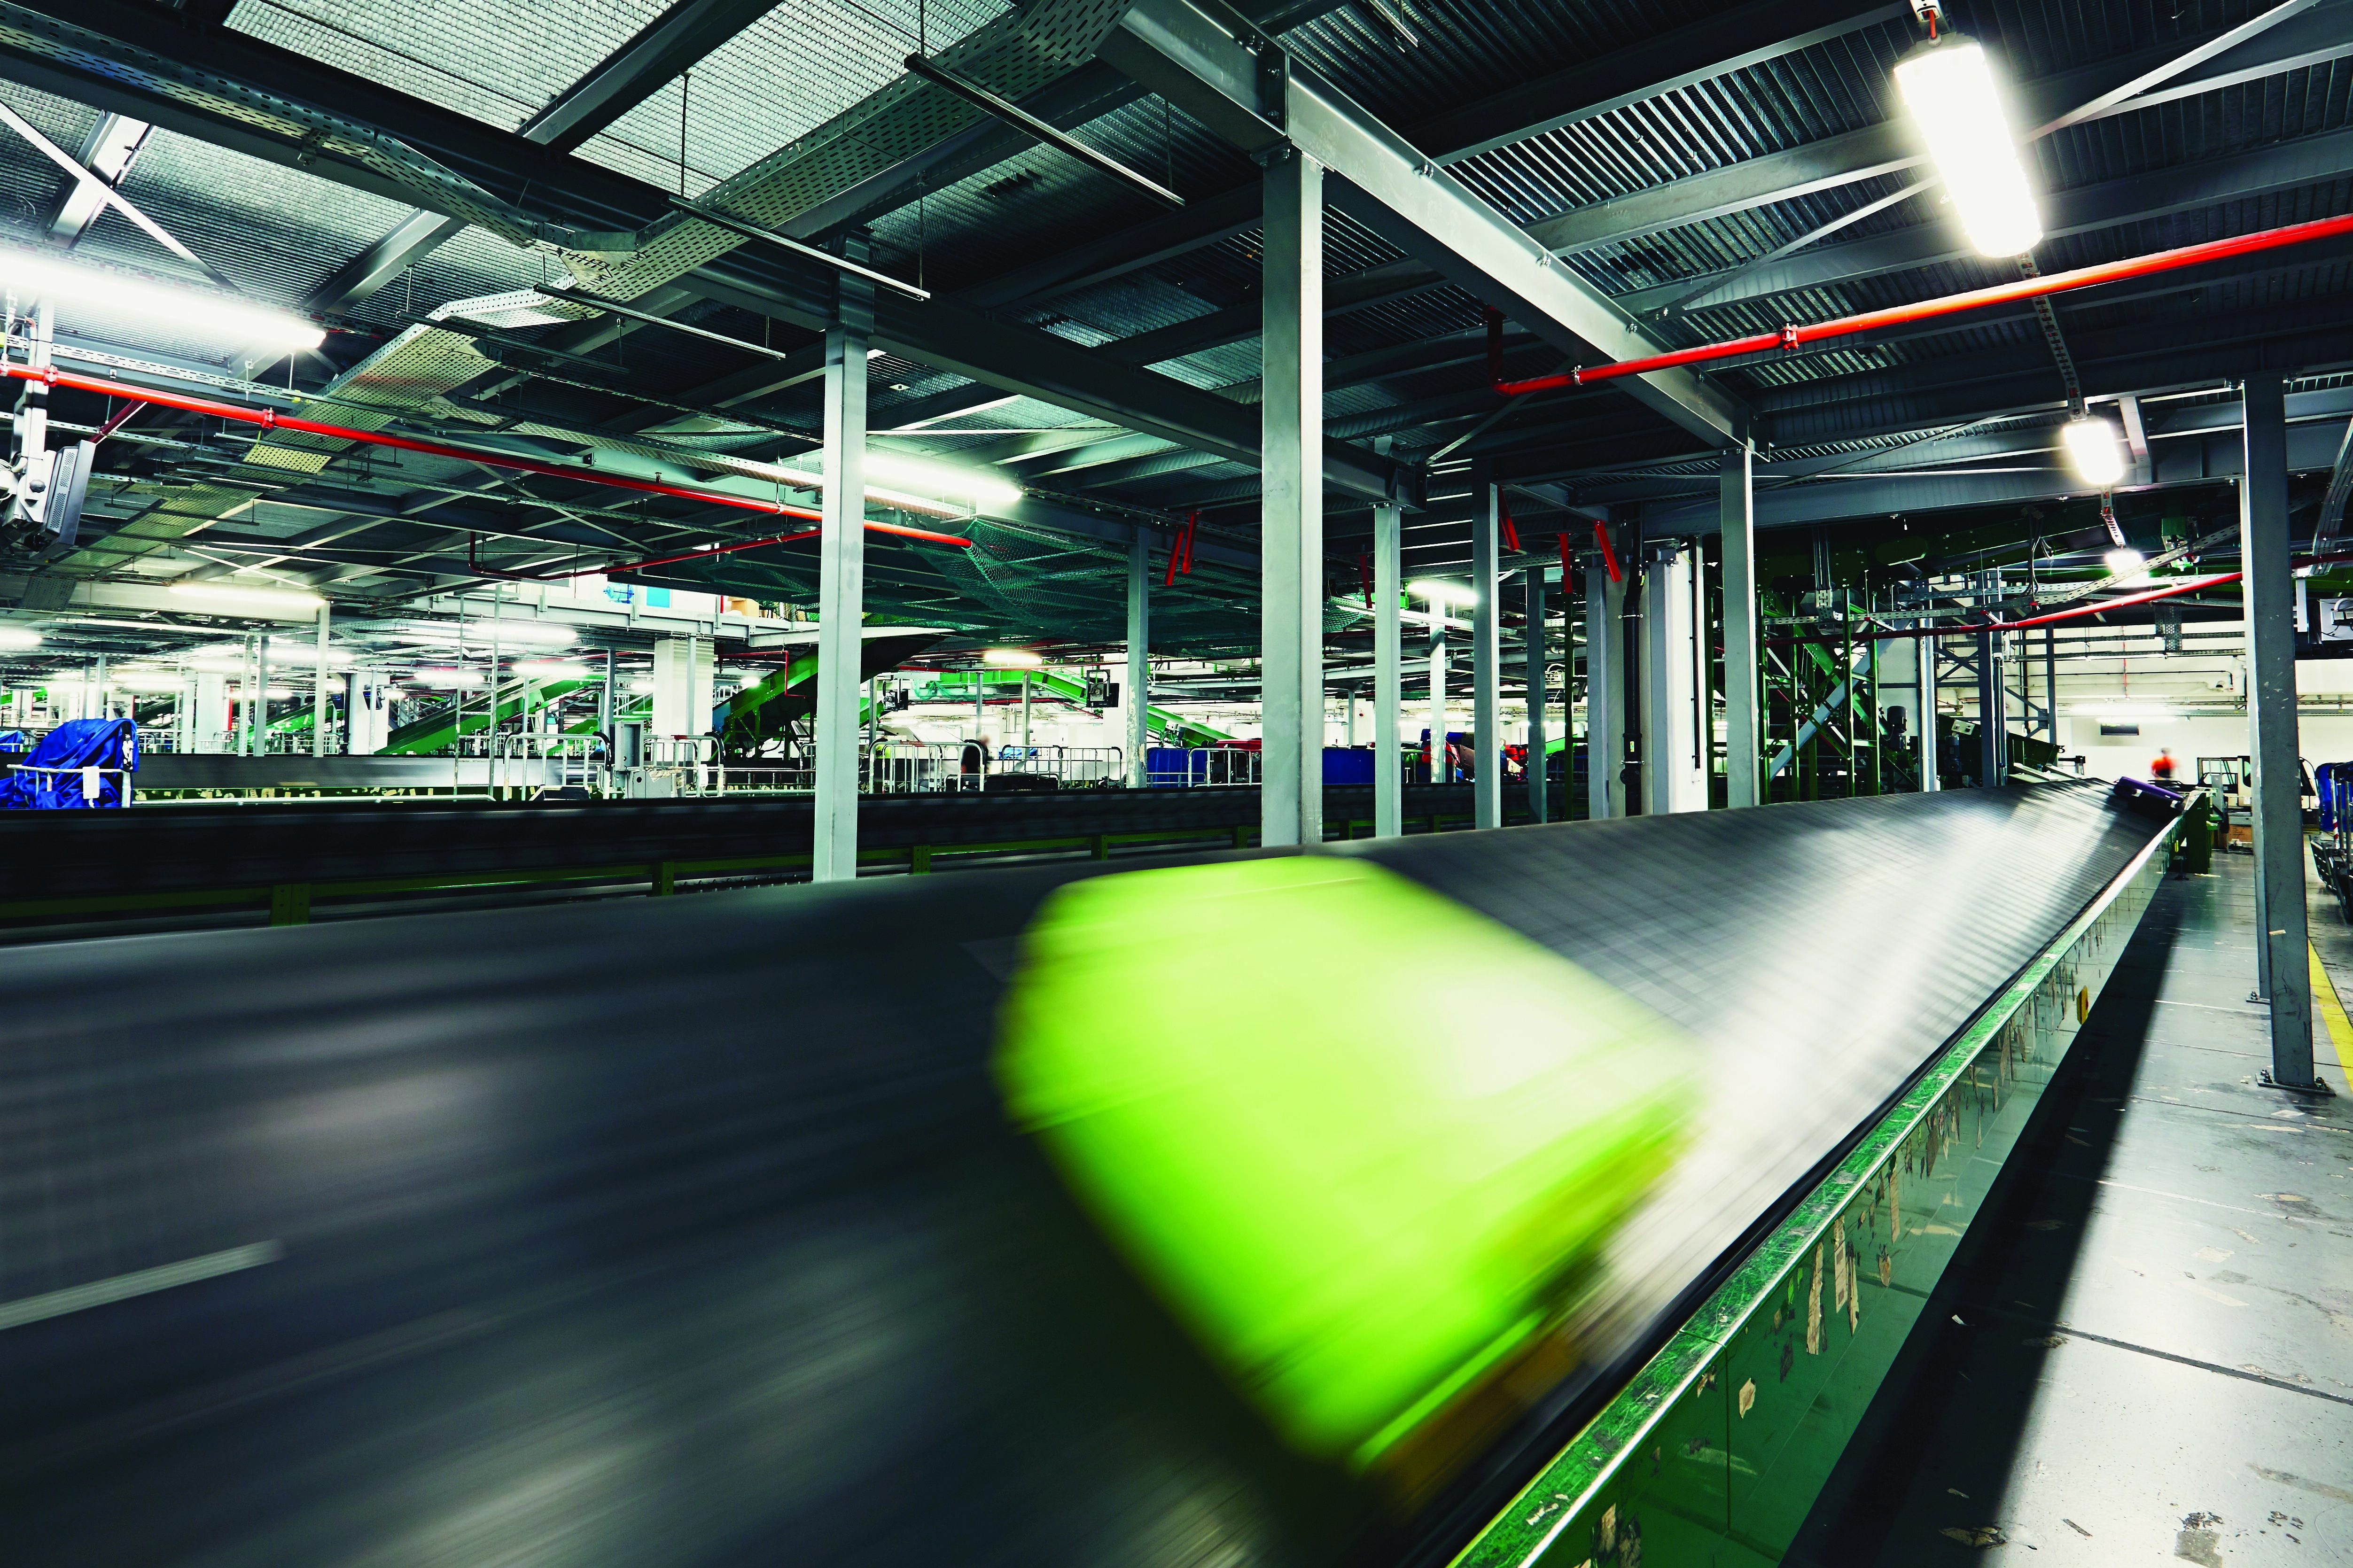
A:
[489,731,600,798]
[869,740,981,794]
[990,745,1123,787]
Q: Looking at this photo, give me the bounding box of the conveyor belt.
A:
[0,782,2163,1567]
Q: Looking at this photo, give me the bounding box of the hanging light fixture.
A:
[1893,37,2042,257]
[0,245,323,354]
[2062,417,2126,486]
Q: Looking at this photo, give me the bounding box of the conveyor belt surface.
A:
[0,782,2161,1567]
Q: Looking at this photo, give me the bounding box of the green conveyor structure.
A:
[382,678,592,755]
[713,629,945,757]
[912,668,1230,746]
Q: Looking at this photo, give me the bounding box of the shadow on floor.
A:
[1784,880,2185,1564]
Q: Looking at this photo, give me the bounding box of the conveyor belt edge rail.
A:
[1449,802,2189,1568]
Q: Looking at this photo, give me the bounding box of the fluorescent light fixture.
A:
[1893,40,2042,257]
[168,582,325,614]
[624,678,655,693]
[0,626,39,649]
[390,620,576,649]
[0,245,325,354]
[865,452,1023,511]
[264,638,352,666]
[1408,579,1478,606]
[513,660,592,679]
[774,454,1023,515]
[2104,547,2145,576]
[982,647,1044,667]
[2062,417,2126,486]
[111,672,185,692]
[409,667,487,688]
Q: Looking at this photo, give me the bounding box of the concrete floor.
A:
[1793,848,2353,1565]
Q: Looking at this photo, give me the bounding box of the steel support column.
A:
[2044,627,2058,746]
[598,648,614,745]
[1976,629,2000,787]
[1428,608,1448,790]
[811,242,874,884]
[1586,554,1623,819]
[2241,373,2317,1087]
[1126,531,1148,787]
[1525,564,1547,824]
[1919,637,1939,791]
[1259,147,1323,847]
[1721,435,1759,806]
[311,602,330,759]
[1642,543,1704,814]
[245,631,261,758]
[1374,500,1402,838]
[1470,466,1502,829]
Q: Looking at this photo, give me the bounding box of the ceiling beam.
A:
[307,0,786,314]
[0,0,655,245]
[1412,0,1907,167]
[1101,0,1744,443]
[688,254,1422,504]
[1612,124,2353,318]
[522,0,783,154]
[1530,4,2353,264]
[0,0,1417,506]
[959,0,1908,312]
[44,109,147,245]
[989,2,2353,367]
[1635,413,2353,534]
[1748,293,2353,447]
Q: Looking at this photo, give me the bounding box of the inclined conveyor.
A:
[0,780,2181,1566]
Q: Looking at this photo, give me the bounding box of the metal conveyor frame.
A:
[1450,800,2187,1568]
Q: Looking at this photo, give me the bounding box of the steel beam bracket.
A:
[1250,34,1286,132]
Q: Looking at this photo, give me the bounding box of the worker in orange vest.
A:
[2149,748,2177,782]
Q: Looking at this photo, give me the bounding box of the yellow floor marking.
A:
[2304,945,2353,1089]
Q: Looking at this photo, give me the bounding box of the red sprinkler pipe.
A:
[0,362,976,548]
[1493,210,2353,396]
[1592,519,1622,582]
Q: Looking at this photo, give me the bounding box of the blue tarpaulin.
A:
[0,718,137,808]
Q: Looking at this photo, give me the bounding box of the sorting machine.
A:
[0,781,2182,1566]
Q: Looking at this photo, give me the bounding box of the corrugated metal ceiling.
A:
[0,0,2345,638]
